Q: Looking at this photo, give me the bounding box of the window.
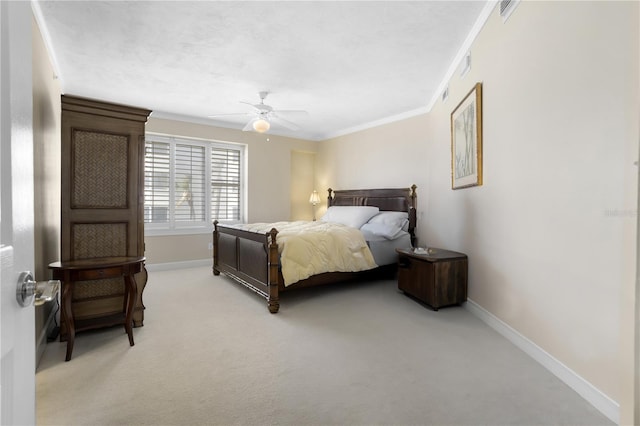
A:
[144,134,244,234]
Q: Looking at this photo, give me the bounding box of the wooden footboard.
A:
[213,221,281,313]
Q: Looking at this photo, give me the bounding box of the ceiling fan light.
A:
[253,118,270,133]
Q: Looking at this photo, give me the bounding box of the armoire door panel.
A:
[71,222,128,258]
[71,130,130,209]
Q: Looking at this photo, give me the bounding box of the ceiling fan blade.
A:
[210,92,307,133]
[239,101,262,112]
[242,119,256,131]
[270,114,300,131]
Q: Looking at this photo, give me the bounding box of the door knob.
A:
[16,271,60,307]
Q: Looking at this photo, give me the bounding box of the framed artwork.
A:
[451,82,482,189]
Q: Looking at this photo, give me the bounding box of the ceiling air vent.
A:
[500,0,520,22]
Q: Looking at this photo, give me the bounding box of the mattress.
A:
[365,231,412,266]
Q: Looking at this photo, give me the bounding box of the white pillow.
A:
[367,211,410,232]
[360,223,405,240]
[320,206,380,229]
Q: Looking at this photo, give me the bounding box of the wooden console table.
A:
[49,256,145,361]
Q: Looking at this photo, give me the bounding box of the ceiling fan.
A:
[208,91,308,133]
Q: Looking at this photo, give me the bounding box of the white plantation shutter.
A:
[175,144,206,224]
[211,147,241,221]
[144,141,170,223]
[144,134,244,233]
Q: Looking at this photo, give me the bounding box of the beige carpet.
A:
[36,266,612,426]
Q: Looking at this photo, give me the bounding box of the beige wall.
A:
[291,150,316,221]
[316,1,638,421]
[144,118,317,264]
[32,15,61,278]
[316,114,429,220]
[145,233,213,266]
[32,13,61,366]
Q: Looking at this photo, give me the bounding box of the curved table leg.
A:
[62,276,75,362]
[124,274,137,346]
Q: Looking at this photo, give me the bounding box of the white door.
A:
[1,1,36,425]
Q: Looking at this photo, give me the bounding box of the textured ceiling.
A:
[34,1,489,141]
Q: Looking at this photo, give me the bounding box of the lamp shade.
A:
[309,190,321,206]
[252,118,270,133]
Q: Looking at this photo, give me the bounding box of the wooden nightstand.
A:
[396,247,468,310]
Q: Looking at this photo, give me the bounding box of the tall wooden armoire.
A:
[60,95,151,338]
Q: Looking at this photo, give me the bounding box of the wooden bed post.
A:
[409,185,418,247]
[327,188,333,206]
[267,228,280,313]
[212,220,220,275]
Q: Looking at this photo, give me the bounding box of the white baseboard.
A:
[464,299,619,424]
[145,258,211,272]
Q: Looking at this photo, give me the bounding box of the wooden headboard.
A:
[327,184,417,245]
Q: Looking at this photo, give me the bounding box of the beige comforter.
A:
[234,221,377,286]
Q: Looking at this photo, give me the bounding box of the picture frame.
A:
[451,82,482,189]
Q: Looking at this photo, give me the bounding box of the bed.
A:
[213,185,417,313]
